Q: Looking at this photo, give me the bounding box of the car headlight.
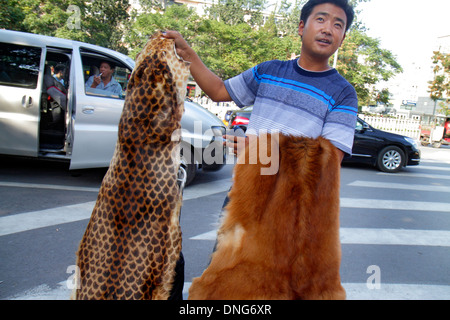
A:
[404,137,419,150]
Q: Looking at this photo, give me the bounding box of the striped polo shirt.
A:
[224,59,358,155]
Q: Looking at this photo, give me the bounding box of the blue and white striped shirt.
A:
[224,59,358,155]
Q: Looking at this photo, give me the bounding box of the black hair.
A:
[100,61,115,69]
[300,0,355,32]
[54,64,65,73]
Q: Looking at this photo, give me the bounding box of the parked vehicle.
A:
[227,107,420,173]
[420,115,450,148]
[228,106,252,130]
[0,30,225,185]
[345,117,420,173]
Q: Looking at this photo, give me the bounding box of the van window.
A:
[81,50,131,100]
[0,43,42,89]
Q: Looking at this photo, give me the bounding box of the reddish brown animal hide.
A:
[188,134,345,300]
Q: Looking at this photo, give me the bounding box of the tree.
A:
[207,0,267,26]
[1,0,403,106]
[337,28,402,107]
[429,50,450,116]
[0,0,26,31]
[126,4,200,59]
[1,0,131,54]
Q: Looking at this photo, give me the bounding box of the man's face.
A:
[99,62,114,78]
[298,3,347,62]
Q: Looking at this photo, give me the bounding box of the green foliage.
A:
[0,0,403,105]
[429,51,450,116]
[337,28,402,106]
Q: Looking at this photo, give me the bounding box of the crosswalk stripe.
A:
[377,172,450,180]
[7,280,450,300]
[190,227,450,247]
[182,282,450,300]
[342,283,450,300]
[1,196,447,237]
[340,198,449,212]
[0,181,99,192]
[0,178,233,199]
[415,165,450,171]
[183,179,232,201]
[348,180,450,193]
[0,179,233,237]
[339,228,450,246]
[0,201,96,237]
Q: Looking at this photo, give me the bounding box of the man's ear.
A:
[298,21,305,38]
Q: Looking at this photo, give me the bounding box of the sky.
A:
[357,0,449,71]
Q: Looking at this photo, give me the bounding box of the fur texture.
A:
[73,32,190,300]
[188,134,345,300]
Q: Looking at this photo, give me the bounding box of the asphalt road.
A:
[0,145,449,300]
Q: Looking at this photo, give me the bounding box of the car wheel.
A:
[180,146,196,186]
[376,146,405,173]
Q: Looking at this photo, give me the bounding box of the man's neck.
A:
[103,76,112,85]
[297,56,332,72]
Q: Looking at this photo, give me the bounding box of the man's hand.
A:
[162,30,195,63]
[90,74,102,88]
[162,30,231,102]
[223,134,249,156]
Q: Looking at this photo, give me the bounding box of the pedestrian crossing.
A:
[191,228,450,247]
[185,157,450,300]
[3,151,450,300]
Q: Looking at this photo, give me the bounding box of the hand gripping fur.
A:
[73,31,190,300]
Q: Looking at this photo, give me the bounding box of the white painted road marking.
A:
[377,172,450,180]
[191,227,450,247]
[8,280,450,300]
[340,198,449,212]
[0,179,233,237]
[0,181,99,192]
[1,180,447,237]
[348,180,450,193]
[0,201,96,237]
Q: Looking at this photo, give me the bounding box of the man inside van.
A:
[53,64,66,87]
[85,61,122,96]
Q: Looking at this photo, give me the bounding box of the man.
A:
[164,0,357,162]
[85,61,123,96]
[53,64,66,87]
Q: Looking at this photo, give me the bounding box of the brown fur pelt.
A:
[188,133,345,300]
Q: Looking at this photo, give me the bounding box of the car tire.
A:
[376,146,405,173]
[180,146,196,186]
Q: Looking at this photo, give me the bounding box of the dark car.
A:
[344,117,420,172]
[228,108,420,173]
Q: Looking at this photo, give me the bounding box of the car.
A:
[227,107,420,173]
[228,106,252,130]
[344,117,420,173]
[0,29,225,185]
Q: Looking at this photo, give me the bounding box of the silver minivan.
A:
[0,29,226,185]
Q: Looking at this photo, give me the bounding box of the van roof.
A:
[0,29,134,68]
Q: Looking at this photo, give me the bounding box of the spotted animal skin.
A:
[73,32,190,300]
